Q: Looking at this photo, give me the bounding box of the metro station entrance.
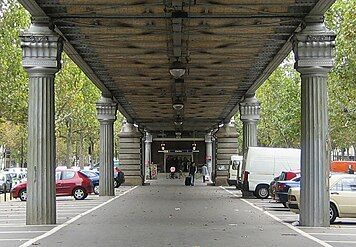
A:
[164,153,193,173]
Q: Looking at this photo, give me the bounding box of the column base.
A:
[124,176,143,186]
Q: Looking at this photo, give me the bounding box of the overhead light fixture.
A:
[169,61,186,79]
[133,123,139,128]
[161,143,165,151]
[218,122,224,128]
[174,116,183,126]
[172,100,184,110]
[192,143,196,151]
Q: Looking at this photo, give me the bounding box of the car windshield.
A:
[292,176,301,182]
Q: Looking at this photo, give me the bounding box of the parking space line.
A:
[19,186,138,247]
[220,186,333,247]
[0,239,31,241]
[326,241,356,244]
[310,233,356,236]
[0,231,47,233]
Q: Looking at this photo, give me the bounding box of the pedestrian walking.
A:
[189,162,197,186]
[201,164,208,182]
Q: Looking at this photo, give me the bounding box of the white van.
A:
[239,147,300,199]
[227,155,243,186]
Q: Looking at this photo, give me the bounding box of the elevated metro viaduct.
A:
[19,0,335,227]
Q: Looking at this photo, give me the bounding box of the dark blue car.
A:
[80,170,100,195]
[275,176,300,207]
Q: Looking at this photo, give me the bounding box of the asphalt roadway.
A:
[23,176,328,247]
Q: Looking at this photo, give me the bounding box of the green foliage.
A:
[0,0,30,123]
[326,0,356,149]
[256,56,301,148]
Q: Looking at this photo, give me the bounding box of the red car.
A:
[11,170,93,201]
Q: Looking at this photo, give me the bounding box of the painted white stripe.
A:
[0,224,56,227]
[0,239,30,241]
[220,186,334,247]
[326,241,356,243]
[310,233,356,236]
[0,231,46,233]
[19,186,138,247]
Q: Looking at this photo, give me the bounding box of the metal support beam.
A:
[21,20,63,225]
[293,16,336,227]
[96,96,117,196]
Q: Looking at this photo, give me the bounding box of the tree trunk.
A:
[65,119,72,168]
[79,133,84,169]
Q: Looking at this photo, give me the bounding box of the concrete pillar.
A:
[215,120,238,186]
[239,95,260,158]
[119,121,143,185]
[293,16,335,227]
[96,96,117,196]
[144,132,152,181]
[205,133,213,178]
[20,20,63,225]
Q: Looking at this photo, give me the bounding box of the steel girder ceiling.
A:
[20,0,335,134]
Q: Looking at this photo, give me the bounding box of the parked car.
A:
[274,176,300,207]
[270,171,299,199]
[0,172,12,193]
[80,170,100,195]
[288,173,356,223]
[239,147,301,199]
[11,170,93,201]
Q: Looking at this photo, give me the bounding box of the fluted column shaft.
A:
[294,17,336,227]
[239,95,260,158]
[96,96,117,196]
[99,121,115,195]
[205,134,213,178]
[144,133,152,181]
[21,20,63,225]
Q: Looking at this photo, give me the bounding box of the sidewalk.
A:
[19,176,326,247]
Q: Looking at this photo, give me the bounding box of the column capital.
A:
[293,17,336,74]
[205,133,212,143]
[20,22,63,74]
[96,96,117,122]
[145,132,152,143]
[239,95,260,123]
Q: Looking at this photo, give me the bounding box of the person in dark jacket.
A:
[189,162,197,186]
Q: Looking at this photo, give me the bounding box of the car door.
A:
[331,177,356,217]
[55,171,64,195]
[60,171,77,196]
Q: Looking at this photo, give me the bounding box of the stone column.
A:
[205,133,213,179]
[293,16,335,227]
[239,95,260,158]
[119,121,143,185]
[215,120,238,186]
[144,132,152,181]
[96,96,117,196]
[20,20,63,225]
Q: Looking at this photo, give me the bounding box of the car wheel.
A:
[114,180,118,188]
[255,185,269,199]
[94,185,99,195]
[282,202,287,208]
[73,187,87,200]
[330,203,338,223]
[19,189,27,201]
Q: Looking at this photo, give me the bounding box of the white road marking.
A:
[0,239,30,241]
[0,231,47,233]
[326,241,356,244]
[19,186,138,247]
[310,233,356,236]
[220,186,334,247]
